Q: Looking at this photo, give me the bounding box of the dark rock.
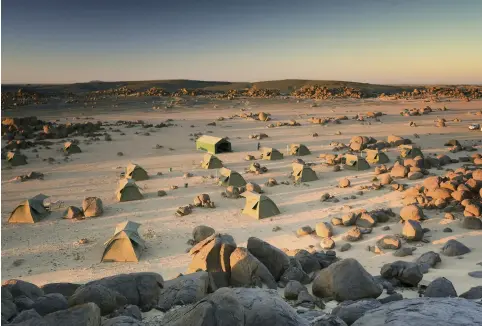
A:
[41,283,81,298]
[415,251,441,268]
[107,305,142,321]
[192,225,215,243]
[279,257,311,286]
[294,249,321,274]
[284,280,307,300]
[376,236,401,250]
[10,309,46,325]
[380,261,423,286]
[230,247,277,289]
[68,284,127,315]
[312,258,382,301]
[2,287,17,321]
[32,293,68,316]
[441,240,471,256]
[393,247,414,257]
[443,227,453,232]
[247,237,290,281]
[157,272,209,312]
[3,279,44,300]
[378,293,403,304]
[295,290,317,309]
[43,302,101,326]
[459,286,482,299]
[298,310,348,326]
[424,277,457,298]
[468,271,482,278]
[102,316,144,326]
[462,217,482,230]
[13,295,34,311]
[403,220,423,241]
[340,243,351,252]
[332,299,382,325]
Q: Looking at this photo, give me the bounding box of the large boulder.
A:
[247,237,290,281]
[229,247,277,289]
[192,225,215,243]
[86,272,164,311]
[41,283,81,298]
[415,251,441,268]
[424,277,457,298]
[298,310,348,326]
[102,316,144,326]
[188,234,237,290]
[376,236,401,250]
[3,279,44,300]
[380,261,423,286]
[279,257,311,286]
[403,220,423,241]
[462,216,482,229]
[355,213,377,228]
[157,272,210,312]
[390,165,408,179]
[32,293,68,316]
[400,205,424,221]
[423,176,441,191]
[441,240,471,256]
[332,299,382,325]
[316,222,334,237]
[459,286,482,299]
[293,249,322,273]
[9,309,46,326]
[43,302,101,326]
[351,297,482,326]
[68,284,127,315]
[284,280,307,300]
[2,287,17,321]
[312,259,382,301]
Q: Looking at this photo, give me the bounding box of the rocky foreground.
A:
[2,231,482,325]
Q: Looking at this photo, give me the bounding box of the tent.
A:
[292,162,318,182]
[116,179,143,202]
[241,191,280,219]
[196,135,232,154]
[290,144,311,156]
[342,154,370,171]
[218,167,246,187]
[7,152,27,166]
[102,221,145,262]
[365,149,390,164]
[8,194,49,224]
[399,145,424,159]
[64,142,82,154]
[125,163,149,181]
[201,154,223,169]
[261,147,284,160]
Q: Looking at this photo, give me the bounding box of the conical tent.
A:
[261,147,284,160]
[201,154,223,169]
[8,194,49,224]
[292,162,318,182]
[196,135,232,154]
[116,179,143,202]
[125,163,149,181]
[290,144,311,156]
[241,191,280,219]
[218,167,246,187]
[342,154,370,171]
[64,142,82,154]
[7,152,27,166]
[399,145,424,159]
[102,221,145,262]
[365,150,390,164]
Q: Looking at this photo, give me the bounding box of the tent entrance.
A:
[216,142,231,153]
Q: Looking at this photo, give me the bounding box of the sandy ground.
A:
[2,97,482,299]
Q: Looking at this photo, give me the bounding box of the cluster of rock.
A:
[309,116,346,125]
[267,120,301,128]
[291,85,365,99]
[379,86,482,101]
[1,89,48,109]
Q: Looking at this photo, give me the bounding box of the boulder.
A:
[279,257,311,286]
[68,284,127,315]
[400,205,424,221]
[332,299,382,325]
[321,238,335,249]
[192,225,215,243]
[86,273,164,312]
[298,310,348,326]
[351,297,482,326]
[157,272,209,312]
[415,251,441,268]
[379,173,392,185]
[342,213,358,226]
[408,172,424,180]
[43,302,101,326]
[423,176,441,191]
[3,279,44,300]
[464,203,481,217]
[441,240,471,256]
[316,222,334,238]
[459,286,482,299]
[9,309,46,325]
[376,236,401,250]
[403,220,423,241]
[229,247,277,289]
[13,295,34,311]
[102,316,144,326]
[355,213,377,228]
[107,305,142,321]
[41,283,81,298]
[294,249,322,274]
[390,165,408,179]
[247,237,290,281]
[312,258,382,301]
[2,287,17,321]
[32,293,68,316]
[461,217,482,229]
[188,234,237,289]
[339,178,351,188]
[344,227,362,242]
[380,261,423,286]
[284,280,307,300]
[424,277,457,298]
[297,226,313,236]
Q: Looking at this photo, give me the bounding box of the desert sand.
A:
[2,97,481,300]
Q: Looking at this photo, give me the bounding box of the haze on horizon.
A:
[2,0,482,85]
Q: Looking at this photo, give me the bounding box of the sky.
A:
[2,0,482,84]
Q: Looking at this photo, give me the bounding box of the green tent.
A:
[196,135,232,154]
[8,194,49,224]
[399,145,424,159]
[7,152,27,166]
[241,191,280,219]
[64,142,82,154]
[116,179,143,202]
[102,221,145,262]
[218,167,246,187]
[343,154,370,171]
[201,153,223,169]
[261,147,284,160]
[292,162,318,182]
[126,163,149,181]
[290,144,311,156]
[365,149,390,164]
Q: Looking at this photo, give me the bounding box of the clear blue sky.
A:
[2,0,482,84]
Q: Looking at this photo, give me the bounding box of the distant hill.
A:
[1,78,475,96]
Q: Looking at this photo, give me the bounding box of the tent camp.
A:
[365,149,390,164]
[64,142,82,154]
[116,179,143,202]
[399,145,424,159]
[125,163,149,181]
[218,167,246,187]
[290,144,311,156]
[196,135,232,154]
[292,162,318,182]
[261,147,284,160]
[7,152,27,166]
[102,221,145,262]
[201,154,223,169]
[241,191,280,219]
[342,154,370,171]
[8,194,49,224]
